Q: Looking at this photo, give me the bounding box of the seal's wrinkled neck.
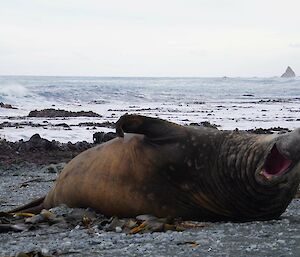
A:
[213,130,299,220]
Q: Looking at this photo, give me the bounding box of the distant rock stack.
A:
[281,66,296,78]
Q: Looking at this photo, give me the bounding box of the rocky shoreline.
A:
[0,134,92,166]
[0,130,118,167]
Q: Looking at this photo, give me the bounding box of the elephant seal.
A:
[11,114,300,221]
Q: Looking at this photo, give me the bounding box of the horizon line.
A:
[0,74,297,79]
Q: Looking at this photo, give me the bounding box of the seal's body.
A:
[11,115,300,221]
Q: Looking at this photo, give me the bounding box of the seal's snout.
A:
[276,128,300,161]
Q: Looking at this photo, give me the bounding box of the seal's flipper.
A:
[9,196,45,214]
[116,114,185,143]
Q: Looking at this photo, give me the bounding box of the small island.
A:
[281,66,296,78]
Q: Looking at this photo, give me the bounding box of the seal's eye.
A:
[264,144,292,176]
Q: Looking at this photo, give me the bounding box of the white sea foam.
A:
[0,83,29,98]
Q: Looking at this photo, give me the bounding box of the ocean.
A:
[0,76,300,142]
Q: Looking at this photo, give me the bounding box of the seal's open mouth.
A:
[263,144,293,177]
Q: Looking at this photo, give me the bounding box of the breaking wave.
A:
[0,83,30,102]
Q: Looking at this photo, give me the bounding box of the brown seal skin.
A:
[11,114,300,221]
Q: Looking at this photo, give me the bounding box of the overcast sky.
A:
[0,0,299,77]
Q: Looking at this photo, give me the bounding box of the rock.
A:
[74,141,91,151]
[246,127,291,134]
[79,121,115,128]
[25,209,62,225]
[104,217,125,232]
[20,134,59,152]
[93,132,117,144]
[44,163,66,174]
[28,108,102,118]
[281,66,296,78]
[136,214,158,222]
[15,251,53,257]
[189,121,219,129]
[115,226,122,233]
[0,224,27,233]
[0,102,17,109]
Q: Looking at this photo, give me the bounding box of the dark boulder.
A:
[17,134,59,152]
[0,102,17,109]
[93,132,117,144]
